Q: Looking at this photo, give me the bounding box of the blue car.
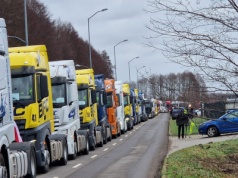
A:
[198,110,238,137]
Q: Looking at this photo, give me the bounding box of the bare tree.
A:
[146,0,238,96]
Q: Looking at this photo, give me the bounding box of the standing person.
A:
[176,108,188,139]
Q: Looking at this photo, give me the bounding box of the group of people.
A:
[175,105,195,139]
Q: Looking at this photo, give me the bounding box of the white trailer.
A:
[115,81,127,134]
[49,60,89,159]
[0,18,36,178]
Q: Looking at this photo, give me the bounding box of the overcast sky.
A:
[39,0,187,82]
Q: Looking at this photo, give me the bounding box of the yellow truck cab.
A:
[122,84,133,130]
[9,45,68,173]
[76,69,103,150]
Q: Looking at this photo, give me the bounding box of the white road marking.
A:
[91,155,98,158]
[103,148,108,151]
[125,135,128,137]
[119,138,123,141]
[112,143,117,146]
[129,132,132,134]
[72,164,81,168]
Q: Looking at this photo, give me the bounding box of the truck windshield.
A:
[52,83,66,108]
[12,74,34,103]
[107,93,113,108]
[78,89,88,109]
[123,95,129,107]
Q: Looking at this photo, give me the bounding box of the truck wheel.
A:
[0,153,8,178]
[59,139,68,166]
[90,137,96,151]
[39,144,50,173]
[98,134,103,147]
[25,147,37,178]
[107,132,112,142]
[69,140,77,160]
[117,125,121,137]
[103,128,108,145]
[83,137,89,155]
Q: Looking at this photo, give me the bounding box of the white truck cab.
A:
[49,60,89,159]
[115,81,127,134]
[0,18,36,178]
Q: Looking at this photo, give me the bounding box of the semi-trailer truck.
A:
[94,74,112,143]
[76,69,103,151]
[9,45,68,173]
[122,84,134,130]
[0,17,37,178]
[104,79,121,138]
[49,60,89,160]
[115,81,127,134]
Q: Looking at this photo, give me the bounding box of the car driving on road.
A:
[198,110,238,137]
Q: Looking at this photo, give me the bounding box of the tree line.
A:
[0,0,113,78]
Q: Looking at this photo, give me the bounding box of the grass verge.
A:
[163,117,238,177]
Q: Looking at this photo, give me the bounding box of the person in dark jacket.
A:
[176,108,188,139]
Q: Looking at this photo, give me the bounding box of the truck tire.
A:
[25,146,37,178]
[90,136,96,151]
[83,136,89,155]
[69,139,77,160]
[39,143,50,173]
[117,125,121,137]
[59,139,68,166]
[98,134,103,147]
[0,153,8,178]
[103,128,108,145]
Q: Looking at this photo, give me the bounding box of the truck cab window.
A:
[78,89,88,108]
[12,74,33,101]
[52,83,66,107]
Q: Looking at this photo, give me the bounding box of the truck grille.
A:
[54,118,60,131]
[15,120,26,138]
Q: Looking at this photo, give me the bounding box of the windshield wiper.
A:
[13,98,25,107]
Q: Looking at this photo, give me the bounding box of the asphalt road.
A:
[38,113,170,178]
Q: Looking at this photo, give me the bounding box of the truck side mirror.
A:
[103,91,107,105]
[130,96,133,104]
[40,75,48,99]
[91,89,97,104]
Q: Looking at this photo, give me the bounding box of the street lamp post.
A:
[128,56,139,83]
[137,66,146,90]
[24,0,28,46]
[88,8,108,68]
[114,39,128,80]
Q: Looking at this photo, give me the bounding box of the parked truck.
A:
[0,18,37,178]
[104,79,121,138]
[134,89,141,124]
[9,45,68,173]
[94,74,112,143]
[130,89,138,125]
[76,69,103,151]
[122,84,134,130]
[49,60,89,160]
[138,92,148,121]
[115,81,127,134]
